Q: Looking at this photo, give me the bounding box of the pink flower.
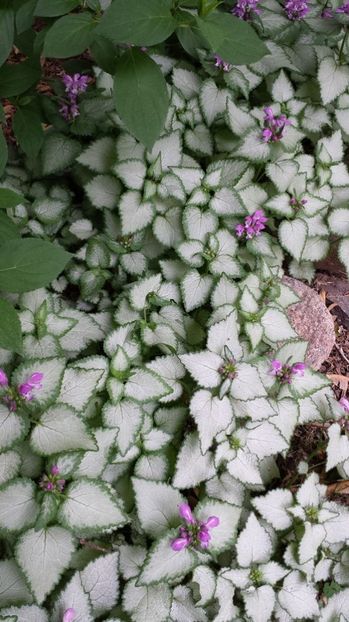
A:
[214,55,231,72]
[291,362,306,377]
[321,7,333,16]
[171,536,191,551]
[62,609,76,622]
[231,0,261,19]
[18,371,43,402]
[270,359,283,375]
[171,506,219,552]
[262,107,291,143]
[337,1,349,12]
[0,369,8,386]
[340,396,349,413]
[179,503,195,524]
[284,0,309,19]
[51,465,60,476]
[235,210,268,240]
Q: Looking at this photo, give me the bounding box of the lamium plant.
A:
[1,0,349,621]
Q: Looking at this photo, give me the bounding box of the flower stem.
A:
[338,28,348,64]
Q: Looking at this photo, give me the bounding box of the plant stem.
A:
[338,28,348,64]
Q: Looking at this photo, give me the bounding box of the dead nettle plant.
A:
[1,1,349,621]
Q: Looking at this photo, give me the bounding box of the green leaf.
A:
[41,133,82,175]
[0,188,24,209]
[0,299,22,354]
[0,60,40,97]
[12,107,44,160]
[195,13,268,65]
[43,13,97,58]
[0,131,8,178]
[15,0,36,34]
[114,49,169,149]
[96,0,176,46]
[0,213,20,244]
[0,238,71,292]
[90,35,117,74]
[34,0,80,17]
[0,7,14,68]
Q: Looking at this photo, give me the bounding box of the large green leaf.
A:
[41,133,82,175]
[195,12,268,65]
[0,188,24,209]
[0,60,40,97]
[0,298,22,353]
[96,0,176,46]
[0,131,8,178]
[0,213,20,245]
[0,6,14,68]
[13,107,44,160]
[34,0,80,17]
[15,0,36,34]
[0,238,71,293]
[43,13,97,58]
[114,49,169,149]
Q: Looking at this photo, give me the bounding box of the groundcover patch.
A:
[0,0,349,620]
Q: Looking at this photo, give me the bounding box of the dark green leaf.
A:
[90,35,117,74]
[16,0,36,34]
[0,298,22,353]
[0,188,25,209]
[114,49,169,150]
[0,104,4,123]
[0,238,71,292]
[0,131,8,178]
[43,13,97,58]
[13,107,44,160]
[96,0,176,46]
[0,7,14,68]
[195,13,268,65]
[41,133,82,175]
[34,0,80,17]
[0,213,20,244]
[0,59,40,97]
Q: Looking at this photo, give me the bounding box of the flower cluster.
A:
[262,107,292,142]
[39,465,65,493]
[235,209,268,239]
[270,359,306,383]
[0,369,43,411]
[337,1,349,13]
[214,54,231,72]
[60,73,89,121]
[171,504,219,551]
[290,196,307,209]
[231,0,261,19]
[284,0,309,19]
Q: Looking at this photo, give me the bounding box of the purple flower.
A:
[284,0,309,19]
[270,359,283,375]
[340,396,349,413]
[179,503,195,524]
[171,505,219,552]
[18,371,43,402]
[214,55,232,72]
[62,73,89,97]
[337,1,349,12]
[235,210,268,240]
[171,536,191,551]
[39,467,66,493]
[291,362,306,377]
[0,369,8,386]
[231,0,261,19]
[262,107,292,143]
[62,610,76,622]
[269,359,306,384]
[51,465,60,476]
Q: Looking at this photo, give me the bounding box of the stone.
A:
[283,276,335,370]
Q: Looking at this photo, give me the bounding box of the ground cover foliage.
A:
[1,0,349,621]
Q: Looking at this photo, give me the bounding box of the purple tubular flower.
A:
[204,515,220,528]
[62,73,89,96]
[270,359,283,375]
[51,465,60,476]
[214,55,232,72]
[235,209,268,240]
[18,371,43,401]
[0,369,8,386]
[62,610,76,622]
[179,503,196,524]
[291,362,306,377]
[321,6,333,16]
[337,1,349,12]
[284,0,309,19]
[262,107,291,143]
[171,536,190,551]
[29,372,44,385]
[339,396,349,413]
[231,0,261,19]
[18,382,33,398]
